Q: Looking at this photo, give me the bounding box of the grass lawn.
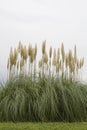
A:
[0,122,87,130]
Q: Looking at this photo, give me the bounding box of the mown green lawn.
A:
[0,122,87,130]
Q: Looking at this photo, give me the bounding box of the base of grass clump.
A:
[0,75,87,122]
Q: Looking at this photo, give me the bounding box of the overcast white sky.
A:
[0,0,87,81]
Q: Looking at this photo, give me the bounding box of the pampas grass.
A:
[0,41,86,122]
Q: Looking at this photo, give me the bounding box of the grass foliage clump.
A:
[0,75,87,122]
